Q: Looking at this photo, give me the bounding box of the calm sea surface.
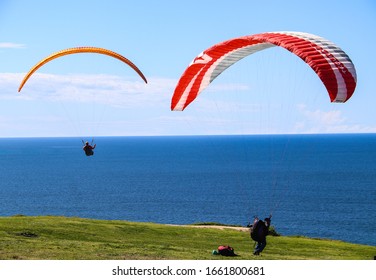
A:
[0,134,375,246]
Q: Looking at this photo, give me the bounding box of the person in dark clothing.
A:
[83,141,96,156]
[252,215,272,255]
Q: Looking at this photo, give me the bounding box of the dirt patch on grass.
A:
[189,225,250,232]
[168,224,250,232]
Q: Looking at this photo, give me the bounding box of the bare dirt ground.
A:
[168,224,250,232]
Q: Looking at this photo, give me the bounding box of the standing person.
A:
[83,141,96,156]
[250,215,272,255]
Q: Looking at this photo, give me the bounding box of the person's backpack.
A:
[250,220,267,242]
[217,245,236,256]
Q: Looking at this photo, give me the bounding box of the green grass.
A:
[0,215,374,260]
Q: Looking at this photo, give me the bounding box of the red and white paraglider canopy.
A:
[171,31,357,111]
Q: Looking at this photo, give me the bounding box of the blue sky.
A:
[0,0,375,137]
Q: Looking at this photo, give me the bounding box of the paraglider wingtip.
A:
[170,105,185,112]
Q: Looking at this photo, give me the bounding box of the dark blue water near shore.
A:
[0,134,375,246]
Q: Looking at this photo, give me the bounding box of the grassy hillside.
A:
[0,216,374,260]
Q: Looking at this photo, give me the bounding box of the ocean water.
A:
[0,134,375,246]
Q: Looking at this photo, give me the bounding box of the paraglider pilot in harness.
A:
[83,141,96,156]
[250,215,272,255]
